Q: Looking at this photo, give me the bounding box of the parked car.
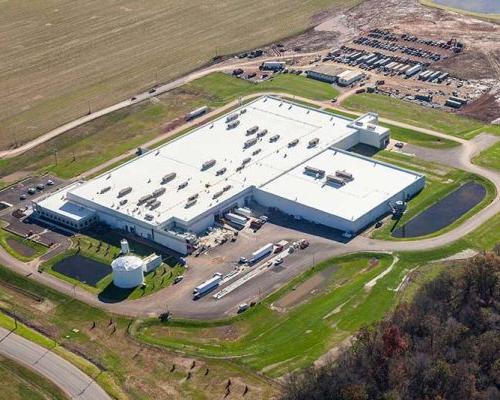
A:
[238,303,249,313]
[46,179,55,186]
[274,257,283,266]
[173,275,184,284]
[19,194,27,200]
[27,187,36,195]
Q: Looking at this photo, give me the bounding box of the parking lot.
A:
[0,175,65,211]
[155,204,349,319]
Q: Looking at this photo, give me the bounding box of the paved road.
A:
[0,327,110,400]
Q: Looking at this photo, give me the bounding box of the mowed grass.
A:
[0,355,68,400]
[0,0,360,150]
[342,93,500,138]
[0,228,48,262]
[0,73,338,180]
[473,141,500,170]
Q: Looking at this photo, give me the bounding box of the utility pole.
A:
[87,100,91,115]
[53,149,58,166]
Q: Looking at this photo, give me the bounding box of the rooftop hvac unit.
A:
[242,157,251,165]
[119,199,128,206]
[161,172,176,184]
[213,190,224,199]
[185,198,197,208]
[326,175,345,186]
[146,198,156,207]
[244,138,258,148]
[178,181,188,190]
[100,186,111,194]
[202,159,216,170]
[367,124,376,130]
[308,138,319,148]
[336,170,353,181]
[269,134,280,143]
[118,187,132,198]
[223,185,232,192]
[188,193,199,202]
[216,167,227,176]
[252,148,262,156]
[240,108,247,114]
[256,129,268,138]
[226,113,238,123]
[138,194,153,204]
[288,139,299,147]
[150,200,161,210]
[227,120,240,130]
[304,166,325,177]
[145,214,154,221]
[152,187,166,197]
[246,126,259,135]
[236,165,245,172]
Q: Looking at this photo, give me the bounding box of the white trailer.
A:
[234,207,253,218]
[250,243,274,264]
[193,273,223,298]
[186,106,208,121]
[226,212,247,226]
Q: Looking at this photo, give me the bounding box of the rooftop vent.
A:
[188,193,199,202]
[246,126,258,136]
[185,199,197,208]
[117,187,132,198]
[216,167,227,176]
[161,172,176,184]
[308,138,319,148]
[242,157,251,165]
[269,134,280,143]
[223,185,232,192]
[304,166,325,178]
[252,148,262,156]
[244,137,258,149]
[202,159,216,170]
[100,186,111,194]
[212,190,224,199]
[288,138,299,148]
[178,181,188,190]
[256,129,267,138]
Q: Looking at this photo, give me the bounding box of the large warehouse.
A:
[34,96,424,254]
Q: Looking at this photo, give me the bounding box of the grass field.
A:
[0,73,338,181]
[0,355,68,400]
[0,0,361,151]
[472,141,500,170]
[0,228,48,262]
[342,93,500,138]
[371,151,496,240]
[0,265,278,399]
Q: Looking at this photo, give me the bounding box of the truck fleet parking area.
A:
[154,210,345,319]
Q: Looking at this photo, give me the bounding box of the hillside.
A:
[283,251,500,400]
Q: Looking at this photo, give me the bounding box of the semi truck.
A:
[249,243,274,264]
[225,212,247,227]
[193,273,223,299]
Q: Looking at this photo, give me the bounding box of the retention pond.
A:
[392,181,486,238]
[52,254,111,286]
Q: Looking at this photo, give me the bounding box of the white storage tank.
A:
[112,256,144,288]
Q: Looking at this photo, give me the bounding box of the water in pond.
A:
[53,254,111,286]
[392,182,486,238]
[432,0,500,14]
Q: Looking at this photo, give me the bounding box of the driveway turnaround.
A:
[0,327,110,400]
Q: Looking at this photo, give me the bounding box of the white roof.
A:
[36,183,94,222]
[111,255,143,272]
[338,70,363,80]
[259,148,422,221]
[66,96,358,227]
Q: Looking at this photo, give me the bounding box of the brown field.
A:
[0,0,361,150]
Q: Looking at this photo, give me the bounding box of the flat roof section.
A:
[36,183,95,222]
[67,96,359,226]
[259,148,423,222]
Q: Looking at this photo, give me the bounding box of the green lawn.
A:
[472,141,500,170]
[0,228,48,262]
[342,93,499,139]
[325,108,459,148]
[371,151,496,240]
[0,73,338,181]
[0,355,68,400]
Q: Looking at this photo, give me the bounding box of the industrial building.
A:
[337,70,365,86]
[306,65,344,84]
[34,96,424,255]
